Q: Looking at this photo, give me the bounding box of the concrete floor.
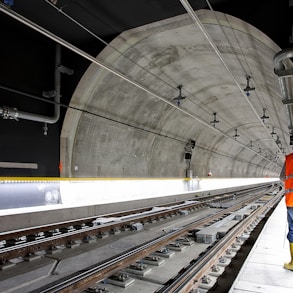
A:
[229,198,293,293]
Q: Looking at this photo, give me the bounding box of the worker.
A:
[280,153,293,271]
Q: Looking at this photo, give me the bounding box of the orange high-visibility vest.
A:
[285,153,293,207]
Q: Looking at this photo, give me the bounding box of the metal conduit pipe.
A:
[274,48,293,132]
[0,44,61,124]
[0,3,280,167]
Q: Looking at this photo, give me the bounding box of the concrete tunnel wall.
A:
[60,10,287,179]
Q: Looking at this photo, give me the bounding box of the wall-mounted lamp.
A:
[184,139,196,160]
[184,139,196,178]
[184,152,192,160]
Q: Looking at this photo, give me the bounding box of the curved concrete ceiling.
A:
[61,9,288,178]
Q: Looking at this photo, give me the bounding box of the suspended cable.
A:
[180,0,284,159]
[205,0,289,154]
[44,0,285,166]
[45,0,221,122]
[45,0,180,90]
[44,1,270,152]
[1,84,265,168]
[45,0,249,138]
[204,1,278,149]
[0,3,280,167]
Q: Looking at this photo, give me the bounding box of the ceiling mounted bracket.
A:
[270,127,277,137]
[233,128,240,140]
[210,112,219,127]
[173,85,186,107]
[243,75,255,96]
[260,108,269,122]
[58,65,74,75]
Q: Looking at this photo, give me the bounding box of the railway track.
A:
[157,189,283,292]
[0,184,271,262]
[25,184,281,293]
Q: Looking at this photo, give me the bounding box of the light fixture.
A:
[189,139,196,149]
[270,126,276,136]
[184,139,195,160]
[243,75,255,96]
[260,108,269,123]
[173,85,186,106]
[233,128,239,140]
[210,112,219,127]
[184,152,192,160]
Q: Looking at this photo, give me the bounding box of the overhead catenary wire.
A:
[0,83,259,166]
[44,0,218,121]
[44,0,178,91]
[45,0,285,162]
[0,3,281,168]
[48,0,285,157]
[206,1,286,149]
[45,0,244,144]
[180,0,284,158]
[204,0,288,155]
[43,1,282,167]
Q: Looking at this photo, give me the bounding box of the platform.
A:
[229,197,293,292]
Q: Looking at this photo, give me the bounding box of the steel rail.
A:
[0,182,270,241]
[0,194,215,241]
[0,190,264,260]
[0,185,271,261]
[0,199,206,240]
[35,192,270,293]
[157,191,283,292]
[0,200,209,258]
